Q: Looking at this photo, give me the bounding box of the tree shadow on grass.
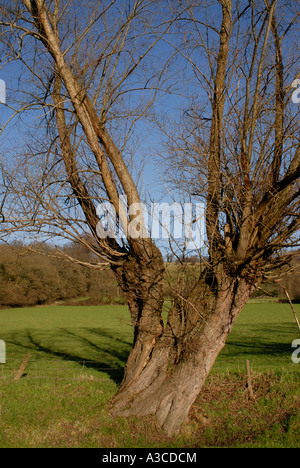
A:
[5,327,133,385]
[223,339,292,358]
[223,323,297,359]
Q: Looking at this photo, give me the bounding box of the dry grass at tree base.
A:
[186,373,300,448]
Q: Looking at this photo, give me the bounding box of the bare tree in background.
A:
[0,0,299,437]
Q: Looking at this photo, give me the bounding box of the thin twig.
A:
[278,283,300,333]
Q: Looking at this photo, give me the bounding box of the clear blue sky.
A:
[0,1,213,256]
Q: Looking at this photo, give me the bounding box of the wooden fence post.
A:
[14,353,31,382]
[246,359,254,400]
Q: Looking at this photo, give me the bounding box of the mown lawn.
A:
[0,303,299,448]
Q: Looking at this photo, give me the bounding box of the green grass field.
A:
[0,303,299,448]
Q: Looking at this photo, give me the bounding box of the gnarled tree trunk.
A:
[111,259,255,437]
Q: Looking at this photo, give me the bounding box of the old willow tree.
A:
[0,0,300,436]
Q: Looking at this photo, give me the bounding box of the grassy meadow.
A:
[0,302,299,448]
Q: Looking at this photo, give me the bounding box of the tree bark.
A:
[111,271,254,437]
[111,240,165,389]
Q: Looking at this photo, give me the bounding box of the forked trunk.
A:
[110,271,254,437]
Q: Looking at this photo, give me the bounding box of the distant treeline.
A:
[0,242,299,308]
[0,242,124,308]
[166,254,300,302]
